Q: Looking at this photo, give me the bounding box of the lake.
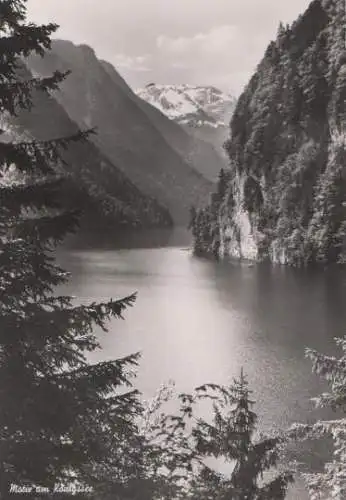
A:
[58,227,346,499]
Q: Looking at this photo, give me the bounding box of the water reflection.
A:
[58,232,346,424]
[198,261,346,429]
[64,226,191,251]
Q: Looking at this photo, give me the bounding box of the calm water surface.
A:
[58,228,346,499]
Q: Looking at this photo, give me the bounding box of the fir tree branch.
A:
[0,23,58,76]
[0,129,95,174]
[0,176,65,211]
[14,210,81,245]
[0,71,69,114]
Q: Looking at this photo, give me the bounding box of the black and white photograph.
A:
[0,0,345,498]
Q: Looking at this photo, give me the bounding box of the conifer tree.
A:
[216,168,228,202]
[289,336,346,499]
[188,205,197,230]
[190,207,215,257]
[0,1,142,497]
[157,371,294,499]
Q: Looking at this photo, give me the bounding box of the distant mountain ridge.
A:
[27,41,215,224]
[136,83,236,151]
[137,84,235,128]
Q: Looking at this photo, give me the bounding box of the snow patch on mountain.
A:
[136,84,236,129]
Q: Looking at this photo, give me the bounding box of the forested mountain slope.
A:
[27,41,212,224]
[191,0,346,266]
[6,65,172,238]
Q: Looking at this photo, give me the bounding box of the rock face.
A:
[8,64,172,237]
[137,84,236,153]
[192,0,346,266]
[27,41,213,224]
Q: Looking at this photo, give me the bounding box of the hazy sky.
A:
[27,0,312,95]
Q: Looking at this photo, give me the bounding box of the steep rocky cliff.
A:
[27,41,213,224]
[192,0,346,266]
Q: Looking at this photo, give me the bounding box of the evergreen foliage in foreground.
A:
[146,371,294,499]
[0,1,144,497]
[288,336,346,499]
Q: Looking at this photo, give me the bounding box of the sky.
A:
[27,0,312,96]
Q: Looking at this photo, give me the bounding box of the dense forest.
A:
[0,1,345,499]
[191,0,346,266]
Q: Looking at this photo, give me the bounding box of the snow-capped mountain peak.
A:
[136,83,236,129]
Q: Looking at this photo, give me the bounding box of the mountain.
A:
[101,62,227,182]
[191,0,346,266]
[27,41,213,224]
[137,84,236,151]
[7,64,172,239]
[137,84,235,127]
